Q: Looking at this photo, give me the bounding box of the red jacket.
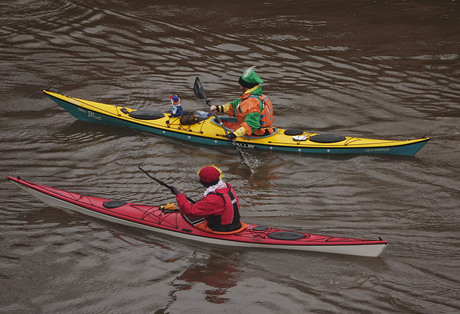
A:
[176,184,241,232]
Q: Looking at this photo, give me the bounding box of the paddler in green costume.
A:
[210,67,275,139]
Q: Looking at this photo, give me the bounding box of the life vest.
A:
[243,94,275,135]
[256,94,274,133]
[206,184,241,232]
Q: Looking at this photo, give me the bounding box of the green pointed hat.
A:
[238,66,264,88]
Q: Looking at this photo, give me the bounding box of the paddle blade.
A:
[193,76,207,100]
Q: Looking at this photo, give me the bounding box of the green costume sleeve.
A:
[244,112,261,132]
[227,99,241,112]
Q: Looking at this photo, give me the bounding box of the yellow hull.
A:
[44,90,429,156]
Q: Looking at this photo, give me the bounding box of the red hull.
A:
[8,176,388,257]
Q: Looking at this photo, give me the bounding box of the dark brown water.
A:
[1,0,459,313]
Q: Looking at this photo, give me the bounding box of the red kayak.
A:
[8,176,388,257]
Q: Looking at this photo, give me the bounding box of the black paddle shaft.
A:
[193,77,254,172]
[139,167,195,203]
[193,77,227,133]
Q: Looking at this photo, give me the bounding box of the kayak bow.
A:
[8,176,388,257]
[43,90,429,156]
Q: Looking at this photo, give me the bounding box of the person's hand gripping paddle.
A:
[193,77,254,173]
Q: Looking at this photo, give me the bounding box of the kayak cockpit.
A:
[120,108,165,120]
[211,117,279,139]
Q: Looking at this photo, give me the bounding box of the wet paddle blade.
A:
[192,77,255,173]
[193,77,206,100]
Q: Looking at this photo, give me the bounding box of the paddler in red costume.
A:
[210,67,275,140]
[169,166,245,233]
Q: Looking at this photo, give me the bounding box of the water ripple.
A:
[2,1,460,312]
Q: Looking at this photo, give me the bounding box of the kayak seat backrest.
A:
[310,134,346,143]
[128,110,165,120]
[267,232,306,240]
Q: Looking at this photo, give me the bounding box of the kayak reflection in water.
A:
[169,166,246,234]
[210,67,275,140]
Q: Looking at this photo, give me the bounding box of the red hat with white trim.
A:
[198,166,222,186]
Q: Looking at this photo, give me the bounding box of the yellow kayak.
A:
[44,90,429,156]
